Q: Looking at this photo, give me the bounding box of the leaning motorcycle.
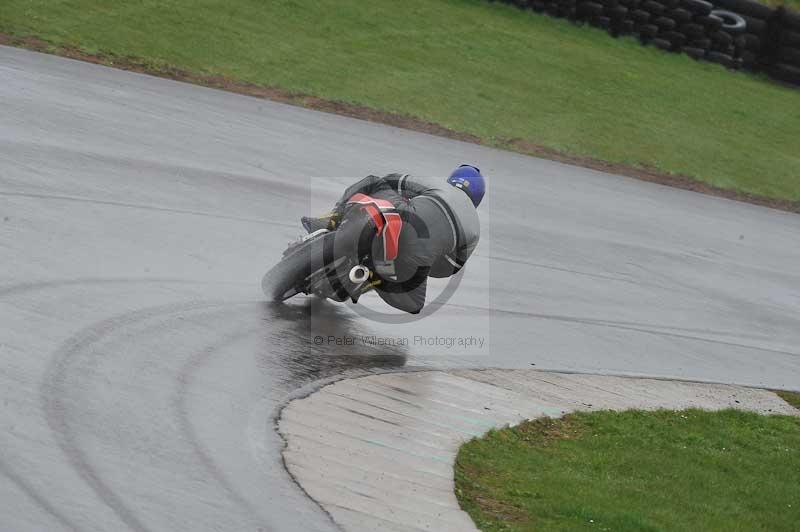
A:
[261,194,402,303]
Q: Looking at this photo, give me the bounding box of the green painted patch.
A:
[455,409,800,531]
[2,0,800,201]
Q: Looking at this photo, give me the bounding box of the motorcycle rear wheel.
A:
[261,231,332,301]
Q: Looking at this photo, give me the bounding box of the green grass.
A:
[765,0,800,10]
[455,409,800,531]
[777,390,800,409]
[2,0,800,201]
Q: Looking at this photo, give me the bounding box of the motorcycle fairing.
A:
[346,193,403,262]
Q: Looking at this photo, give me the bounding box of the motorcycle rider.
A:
[301,165,484,314]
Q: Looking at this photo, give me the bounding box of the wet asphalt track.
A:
[1,45,799,531]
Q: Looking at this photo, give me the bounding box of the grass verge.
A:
[1,0,800,209]
[777,390,800,409]
[765,0,800,9]
[455,409,800,531]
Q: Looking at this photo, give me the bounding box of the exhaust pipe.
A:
[349,265,370,284]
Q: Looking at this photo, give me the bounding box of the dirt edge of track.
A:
[4,32,798,216]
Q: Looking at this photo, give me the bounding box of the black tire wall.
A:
[493,0,800,87]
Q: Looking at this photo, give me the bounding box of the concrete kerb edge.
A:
[274,366,800,425]
[270,366,437,532]
[459,365,800,394]
[272,366,798,532]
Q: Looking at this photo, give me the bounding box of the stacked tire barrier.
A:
[494,0,800,87]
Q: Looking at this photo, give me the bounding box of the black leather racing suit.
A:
[334,173,480,314]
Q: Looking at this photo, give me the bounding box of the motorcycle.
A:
[262,194,402,304]
[261,227,371,303]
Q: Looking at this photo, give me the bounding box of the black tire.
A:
[578,1,605,17]
[735,33,761,51]
[709,0,774,20]
[561,5,578,17]
[620,19,636,33]
[783,10,800,32]
[710,9,746,33]
[592,14,612,28]
[262,233,331,301]
[668,8,692,23]
[696,14,723,32]
[662,30,687,47]
[545,2,562,16]
[706,50,735,67]
[733,36,745,54]
[690,37,712,49]
[654,16,677,30]
[768,62,800,85]
[682,45,707,59]
[741,15,767,36]
[631,8,651,22]
[531,0,547,12]
[642,0,666,15]
[652,37,673,50]
[681,0,712,15]
[712,42,735,55]
[779,30,800,48]
[740,50,759,68]
[608,5,629,19]
[711,30,734,46]
[778,45,800,67]
[638,23,660,38]
[619,0,640,7]
[680,22,706,39]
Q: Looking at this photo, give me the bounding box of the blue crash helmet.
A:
[447,164,485,207]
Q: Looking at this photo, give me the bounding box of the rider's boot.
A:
[301,212,339,234]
